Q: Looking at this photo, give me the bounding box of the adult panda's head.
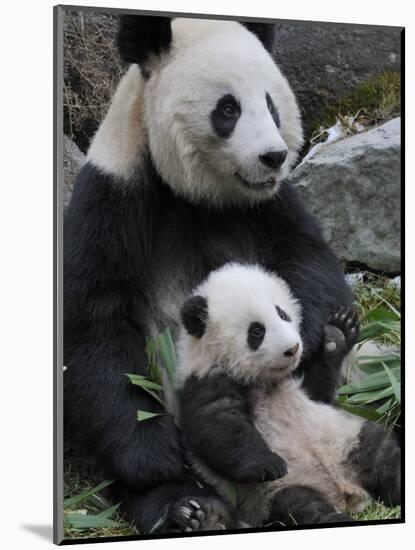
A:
[103,15,303,207]
[177,263,303,386]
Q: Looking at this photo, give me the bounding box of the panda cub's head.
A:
[115,16,303,206]
[177,263,303,386]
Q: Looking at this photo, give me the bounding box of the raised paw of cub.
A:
[164,496,235,533]
[324,306,359,359]
[234,452,288,483]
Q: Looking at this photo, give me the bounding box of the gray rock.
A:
[63,135,85,211]
[288,117,401,273]
[272,23,401,137]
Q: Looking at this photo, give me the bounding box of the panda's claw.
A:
[165,496,235,533]
[189,499,201,509]
[179,505,192,519]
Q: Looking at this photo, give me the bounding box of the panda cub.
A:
[175,263,401,527]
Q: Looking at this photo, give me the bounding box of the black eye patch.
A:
[247,322,266,351]
[266,92,280,128]
[210,94,241,138]
[276,305,291,322]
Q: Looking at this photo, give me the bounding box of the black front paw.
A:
[324,306,359,359]
[234,453,288,483]
[164,496,236,533]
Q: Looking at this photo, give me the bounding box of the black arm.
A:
[64,161,184,489]
[177,372,287,483]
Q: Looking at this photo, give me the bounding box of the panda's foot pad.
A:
[167,496,233,532]
[324,306,359,357]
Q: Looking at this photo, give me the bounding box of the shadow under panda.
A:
[174,263,401,528]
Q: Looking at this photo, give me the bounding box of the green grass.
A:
[63,274,401,539]
[63,453,138,539]
[354,502,401,521]
[309,71,401,146]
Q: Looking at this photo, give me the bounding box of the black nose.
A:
[284,343,299,357]
[259,150,288,170]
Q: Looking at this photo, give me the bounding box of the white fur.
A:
[176,263,371,526]
[176,263,302,387]
[87,65,146,179]
[88,19,303,205]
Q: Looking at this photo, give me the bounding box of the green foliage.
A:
[125,327,177,422]
[63,477,137,538]
[311,71,400,143]
[336,277,401,432]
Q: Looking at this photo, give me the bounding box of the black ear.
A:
[242,22,275,53]
[180,296,208,338]
[117,15,172,65]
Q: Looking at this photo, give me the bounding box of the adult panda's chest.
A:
[148,193,273,333]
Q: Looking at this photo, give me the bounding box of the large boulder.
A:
[288,117,401,273]
[272,23,401,138]
[63,135,85,211]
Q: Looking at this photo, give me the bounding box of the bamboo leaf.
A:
[137,410,165,422]
[225,482,237,507]
[357,322,392,342]
[64,512,121,530]
[363,307,399,323]
[338,366,400,395]
[64,480,114,510]
[124,373,164,391]
[157,328,177,383]
[336,400,383,422]
[382,363,401,404]
[368,290,400,320]
[97,503,121,519]
[125,373,166,407]
[345,386,394,404]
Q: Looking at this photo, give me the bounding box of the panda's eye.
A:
[266,92,281,128]
[247,322,266,351]
[276,306,291,322]
[221,102,238,118]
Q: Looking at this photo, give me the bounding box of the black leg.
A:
[347,422,401,507]
[267,485,353,526]
[111,476,239,534]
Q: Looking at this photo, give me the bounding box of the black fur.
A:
[268,485,353,526]
[177,372,287,482]
[276,305,291,322]
[180,295,208,338]
[242,22,276,53]
[117,15,172,69]
[111,475,239,533]
[210,94,241,138]
[266,92,280,128]
[64,156,351,531]
[346,422,401,507]
[247,322,266,351]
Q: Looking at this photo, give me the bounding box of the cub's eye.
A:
[247,322,266,351]
[276,306,291,322]
[253,326,264,338]
[221,102,238,118]
[266,96,274,112]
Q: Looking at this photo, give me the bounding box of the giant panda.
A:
[175,263,401,528]
[64,15,354,533]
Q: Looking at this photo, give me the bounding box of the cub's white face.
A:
[144,19,303,206]
[177,263,303,386]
